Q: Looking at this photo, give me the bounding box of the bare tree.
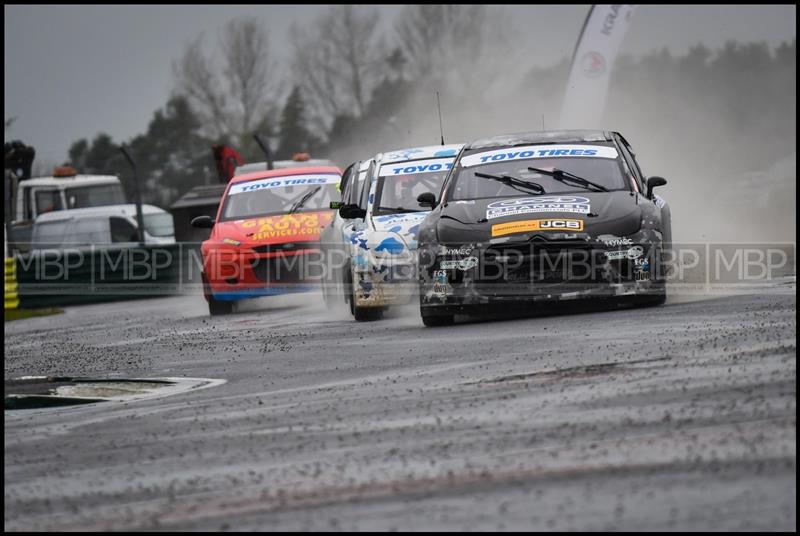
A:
[394,5,504,82]
[290,5,386,130]
[173,18,279,145]
[221,18,278,136]
[173,35,230,138]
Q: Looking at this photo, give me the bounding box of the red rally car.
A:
[191,166,341,315]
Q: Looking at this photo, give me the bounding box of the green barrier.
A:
[14,243,205,308]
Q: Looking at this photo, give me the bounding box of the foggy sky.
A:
[4,4,797,165]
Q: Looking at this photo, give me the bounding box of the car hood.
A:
[369,212,430,253]
[436,191,643,244]
[215,210,334,246]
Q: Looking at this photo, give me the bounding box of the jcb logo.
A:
[539,220,582,230]
[492,219,584,237]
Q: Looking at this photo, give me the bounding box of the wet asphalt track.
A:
[4,282,796,531]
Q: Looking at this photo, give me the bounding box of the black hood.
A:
[436,191,643,244]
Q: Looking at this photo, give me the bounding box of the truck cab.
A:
[8,166,126,253]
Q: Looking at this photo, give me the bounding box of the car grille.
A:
[475,239,612,294]
[251,242,313,254]
[249,251,324,283]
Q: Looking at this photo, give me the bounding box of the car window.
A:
[35,189,63,215]
[110,217,139,243]
[70,217,109,246]
[357,161,375,211]
[349,169,368,205]
[450,158,627,200]
[24,188,34,220]
[615,135,645,193]
[339,163,356,200]
[65,184,126,209]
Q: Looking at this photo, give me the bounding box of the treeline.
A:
[62,5,795,209]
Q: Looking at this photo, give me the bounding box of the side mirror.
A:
[646,176,667,199]
[339,204,367,220]
[329,201,343,210]
[191,215,215,229]
[417,192,437,209]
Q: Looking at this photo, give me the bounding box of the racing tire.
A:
[321,274,337,310]
[421,312,455,327]
[353,305,383,322]
[640,291,667,307]
[202,272,234,316]
[347,265,382,322]
[208,297,234,316]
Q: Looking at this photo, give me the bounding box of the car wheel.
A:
[321,272,336,310]
[208,297,234,316]
[642,290,667,306]
[421,312,454,327]
[349,265,382,321]
[202,271,234,315]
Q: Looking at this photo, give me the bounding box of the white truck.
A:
[7,166,126,253]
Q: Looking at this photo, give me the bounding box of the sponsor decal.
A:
[443,246,473,256]
[491,219,583,237]
[627,245,644,259]
[486,196,590,220]
[461,145,618,168]
[654,194,666,209]
[605,245,644,261]
[241,212,333,241]
[375,237,405,255]
[440,257,478,271]
[600,236,633,247]
[379,158,455,177]
[222,238,241,246]
[432,270,449,296]
[580,51,606,78]
[384,148,425,162]
[229,174,339,195]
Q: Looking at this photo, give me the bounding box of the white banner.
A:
[559,5,637,129]
[379,158,455,177]
[460,145,618,168]
[228,174,339,195]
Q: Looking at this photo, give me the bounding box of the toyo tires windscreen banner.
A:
[559,5,637,129]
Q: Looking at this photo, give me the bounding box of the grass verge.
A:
[4,307,64,322]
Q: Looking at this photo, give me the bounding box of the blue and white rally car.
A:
[332,144,464,321]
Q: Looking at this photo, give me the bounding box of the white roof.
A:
[20,175,121,188]
[34,204,168,224]
[378,143,464,164]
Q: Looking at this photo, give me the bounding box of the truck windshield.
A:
[65,184,126,209]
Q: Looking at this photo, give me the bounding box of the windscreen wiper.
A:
[288,186,322,214]
[527,166,608,192]
[379,206,422,214]
[474,172,545,195]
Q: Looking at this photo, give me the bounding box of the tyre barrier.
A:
[5,257,19,309]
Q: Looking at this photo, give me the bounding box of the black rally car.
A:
[415,130,671,327]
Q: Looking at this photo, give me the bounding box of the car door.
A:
[344,159,376,271]
[321,161,357,291]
